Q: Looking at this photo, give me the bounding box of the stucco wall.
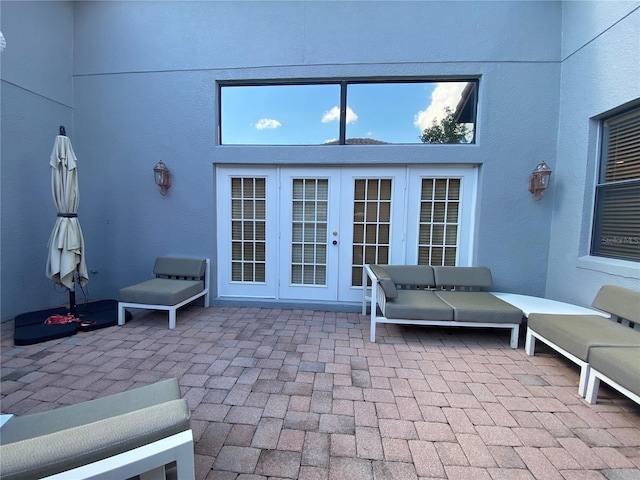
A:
[546,2,640,307]
[1,1,75,321]
[2,1,637,322]
[70,1,561,305]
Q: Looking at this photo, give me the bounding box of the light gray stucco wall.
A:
[1,1,75,321]
[70,1,561,304]
[2,1,637,322]
[546,2,640,307]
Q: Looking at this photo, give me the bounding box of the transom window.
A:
[591,105,640,262]
[219,79,477,145]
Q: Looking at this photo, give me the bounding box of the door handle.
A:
[332,240,338,245]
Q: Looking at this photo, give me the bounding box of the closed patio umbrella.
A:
[46,127,88,316]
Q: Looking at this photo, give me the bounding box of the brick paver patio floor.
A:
[2,306,639,479]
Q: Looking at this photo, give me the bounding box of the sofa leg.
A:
[169,309,176,329]
[118,303,126,326]
[524,330,535,355]
[174,437,195,479]
[578,365,590,397]
[585,372,600,404]
[510,326,519,349]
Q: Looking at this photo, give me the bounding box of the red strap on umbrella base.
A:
[44,314,80,325]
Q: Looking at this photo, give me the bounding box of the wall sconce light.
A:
[529,160,552,201]
[153,160,171,195]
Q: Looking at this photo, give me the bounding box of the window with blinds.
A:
[231,177,267,282]
[591,106,640,261]
[351,179,392,287]
[291,179,328,285]
[418,178,460,266]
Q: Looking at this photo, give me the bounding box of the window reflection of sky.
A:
[221,81,470,145]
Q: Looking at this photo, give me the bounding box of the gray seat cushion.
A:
[1,400,190,480]
[0,379,190,480]
[119,278,204,305]
[384,290,453,321]
[588,346,640,396]
[528,314,640,361]
[436,291,523,323]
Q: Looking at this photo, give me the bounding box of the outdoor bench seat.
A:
[363,264,523,347]
[0,378,194,480]
[525,285,640,401]
[119,277,204,306]
[118,256,210,329]
[585,346,640,405]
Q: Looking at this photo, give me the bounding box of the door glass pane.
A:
[230,177,266,282]
[291,178,329,285]
[352,178,393,286]
[418,178,461,266]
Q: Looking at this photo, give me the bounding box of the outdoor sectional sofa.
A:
[363,264,524,347]
[526,285,640,405]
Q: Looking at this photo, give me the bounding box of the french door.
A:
[216,165,477,303]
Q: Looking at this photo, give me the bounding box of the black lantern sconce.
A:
[153,160,171,195]
[529,160,552,201]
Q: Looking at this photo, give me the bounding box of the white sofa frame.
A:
[525,329,591,396]
[585,367,640,406]
[118,258,210,329]
[363,265,520,348]
[43,430,194,480]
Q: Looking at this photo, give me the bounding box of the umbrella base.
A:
[13,300,132,346]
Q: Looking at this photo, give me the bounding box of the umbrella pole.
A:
[69,273,77,317]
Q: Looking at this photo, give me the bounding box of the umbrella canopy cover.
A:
[46,135,89,290]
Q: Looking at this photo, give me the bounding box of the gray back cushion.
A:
[433,266,493,290]
[369,265,398,299]
[154,257,206,279]
[592,285,640,324]
[378,265,435,288]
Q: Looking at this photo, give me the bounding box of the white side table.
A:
[490,292,610,318]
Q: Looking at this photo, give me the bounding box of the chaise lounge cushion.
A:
[527,314,640,361]
[436,291,523,323]
[588,346,640,396]
[385,290,453,321]
[0,379,190,480]
[119,278,204,305]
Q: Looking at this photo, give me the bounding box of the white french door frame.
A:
[277,168,342,301]
[405,165,478,267]
[216,166,279,298]
[216,164,478,303]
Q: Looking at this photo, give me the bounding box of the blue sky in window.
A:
[221,82,468,145]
